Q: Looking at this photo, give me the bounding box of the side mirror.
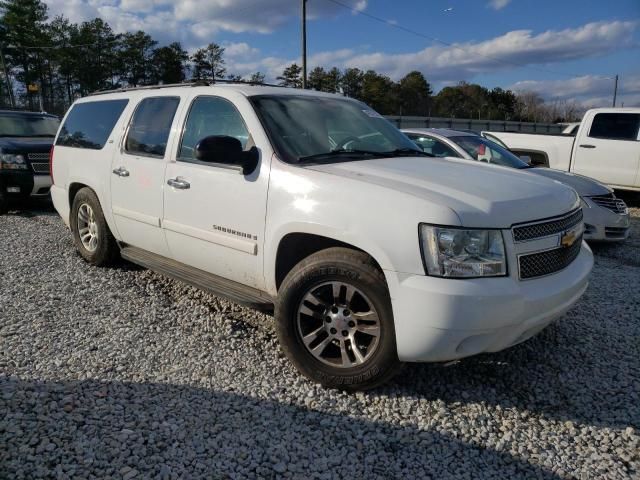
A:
[194,135,259,175]
[519,155,532,165]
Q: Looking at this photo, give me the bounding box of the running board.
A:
[120,246,274,312]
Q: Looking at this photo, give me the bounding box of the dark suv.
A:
[0,110,60,214]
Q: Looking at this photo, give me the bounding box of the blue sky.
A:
[45,0,640,106]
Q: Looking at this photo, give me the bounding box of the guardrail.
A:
[385,116,564,134]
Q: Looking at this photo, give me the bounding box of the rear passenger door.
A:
[110,96,181,256]
[572,112,640,188]
[162,94,270,289]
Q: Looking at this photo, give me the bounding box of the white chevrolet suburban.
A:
[50,83,593,390]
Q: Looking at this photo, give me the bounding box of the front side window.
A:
[56,100,128,149]
[125,97,180,157]
[250,95,423,164]
[178,96,250,161]
[408,134,459,157]
[589,113,640,141]
[450,136,529,169]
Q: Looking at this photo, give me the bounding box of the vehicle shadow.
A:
[0,375,563,479]
[5,195,57,217]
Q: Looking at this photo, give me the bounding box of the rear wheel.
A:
[276,247,402,391]
[70,188,118,266]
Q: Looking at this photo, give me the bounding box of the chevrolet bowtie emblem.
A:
[560,224,582,248]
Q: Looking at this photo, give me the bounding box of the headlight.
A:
[419,224,507,278]
[0,153,27,170]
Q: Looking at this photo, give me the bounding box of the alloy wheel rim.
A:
[296,281,381,369]
[77,203,99,252]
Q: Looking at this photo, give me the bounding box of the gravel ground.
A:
[1,198,639,479]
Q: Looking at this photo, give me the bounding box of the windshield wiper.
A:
[382,148,433,157]
[298,149,389,163]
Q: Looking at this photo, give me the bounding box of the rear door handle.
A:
[112,167,130,177]
[579,144,596,149]
[167,177,190,190]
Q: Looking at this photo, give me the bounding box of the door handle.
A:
[112,167,130,177]
[579,144,596,149]
[167,177,190,189]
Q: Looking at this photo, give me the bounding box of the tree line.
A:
[0,0,582,121]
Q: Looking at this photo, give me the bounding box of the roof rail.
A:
[89,79,289,96]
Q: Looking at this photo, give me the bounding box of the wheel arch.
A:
[67,181,120,240]
[270,228,390,294]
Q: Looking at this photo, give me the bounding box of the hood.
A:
[0,136,54,153]
[306,156,579,228]
[525,167,611,196]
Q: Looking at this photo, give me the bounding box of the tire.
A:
[0,188,7,215]
[275,247,402,391]
[70,187,119,266]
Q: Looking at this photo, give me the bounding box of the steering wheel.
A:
[332,136,361,151]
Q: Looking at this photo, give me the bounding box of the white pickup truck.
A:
[484,108,640,191]
[50,83,592,390]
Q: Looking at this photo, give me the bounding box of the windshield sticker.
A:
[362,109,384,119]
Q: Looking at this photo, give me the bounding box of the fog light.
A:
[7,186,20,193]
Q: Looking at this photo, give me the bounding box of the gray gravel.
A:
[1,198,639,479]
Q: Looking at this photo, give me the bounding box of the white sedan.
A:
[403,128,630,242]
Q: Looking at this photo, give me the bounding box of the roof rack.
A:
[89,79,288,96]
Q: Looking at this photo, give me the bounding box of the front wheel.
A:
[275,247,402,391]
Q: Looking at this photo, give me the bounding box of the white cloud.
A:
[221,20,638,85]
[223,42,260,59]
[46,0,368,40]
[298,21,637,81]
[488,0,511,10]
[510,74,640,108]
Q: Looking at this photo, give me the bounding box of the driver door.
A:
[162,94,270,289]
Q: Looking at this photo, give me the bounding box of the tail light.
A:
[49,146,54,185]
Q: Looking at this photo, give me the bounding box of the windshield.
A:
[0,114,59,137]
[250,95,422,163]
[449,135,529,169]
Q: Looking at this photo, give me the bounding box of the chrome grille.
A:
[589,194,627,214]
[519,235,582,279]
[27,152,49,161]
[512,209,583,242]
[30,162,50,174]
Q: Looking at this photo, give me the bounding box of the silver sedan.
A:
[402,128,630,242]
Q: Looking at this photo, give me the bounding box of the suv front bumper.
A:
[0,170,52,197]
[385,242,593,362]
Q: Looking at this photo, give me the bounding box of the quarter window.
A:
[125,97,180,157]
[178,96,250,161]
[588,113,640,141]
[56,99,128,150]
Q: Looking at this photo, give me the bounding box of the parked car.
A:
[483,108,640,191]
[0,110,59,214]
[50,83,592,390]
[403,128,630,242]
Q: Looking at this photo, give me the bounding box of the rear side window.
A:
[125,97,180,157]
[589,113,640,141]
[56,99,128,149]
